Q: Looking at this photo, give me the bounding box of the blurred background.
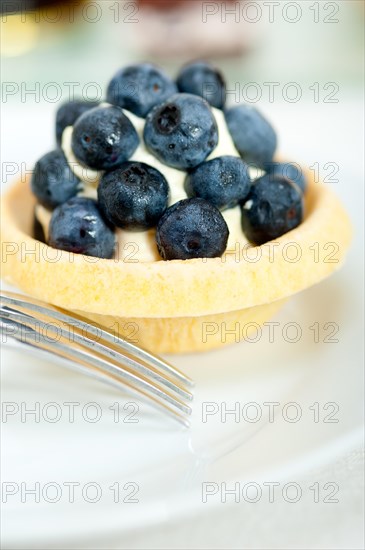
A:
[1,2,364,549]
[1,0,363,88]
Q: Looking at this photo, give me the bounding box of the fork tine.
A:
[1,303,193,403]
[1,314,192,426]
[1,291,194,388]
[0,317,190,428]
[0,307,192,416]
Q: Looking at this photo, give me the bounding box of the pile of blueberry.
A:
[31,61,306,260]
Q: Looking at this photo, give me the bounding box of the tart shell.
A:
[0,173,352,353]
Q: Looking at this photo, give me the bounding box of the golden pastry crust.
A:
[77,299,287,354]
[1,172,351,315]
[0,171,352,352]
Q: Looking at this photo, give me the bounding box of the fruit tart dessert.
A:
[1,62,352,353]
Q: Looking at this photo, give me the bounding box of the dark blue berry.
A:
[156,198,229,260]
[71,106,139,171]
[241,174,303,245]
[185,155,251,210]
[225,105,277,168]
[48,197,115,258]
[107,63,177,118]
[98,162,169,231]
[31,150,82,209]
[55,100,99,146]
[176,61,226,109]
[144,94,218,170]
[264,161,307,193]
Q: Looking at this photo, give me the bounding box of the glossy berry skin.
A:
[185,155,251,210]
[48,197,115,258]
[264,161,307,193]
[144,94,218,170]
[241,174,303,245]
[98,162,169,231]
[31,150,82,209]
[71,106,139,171]
[156,198,229,260]
[225,105,277,168]
[55,99,99,146]
[176,61,226,109]
[106,63,178,118]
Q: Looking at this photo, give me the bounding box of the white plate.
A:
[1,261,363,549]
[1,100,364,549]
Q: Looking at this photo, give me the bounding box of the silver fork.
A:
[0,291,194,427]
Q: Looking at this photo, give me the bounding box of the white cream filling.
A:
[62,126,102,186]
[42,106,263,261]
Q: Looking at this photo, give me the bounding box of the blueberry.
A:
[71,106,139,171]
[185,156,251,210]
[48,197,115,258]
[156,198,229,260]
[144,94,218,170]
[98,162,169,231]
[264,161,307,193]
[225,105,277,168]
[31,150,82,209]
[176,61,226,109]
[107,63,177,118]
[55,99,100,146]
[241,174,303,245]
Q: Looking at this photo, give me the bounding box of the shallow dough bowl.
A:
[1,172,352,353]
